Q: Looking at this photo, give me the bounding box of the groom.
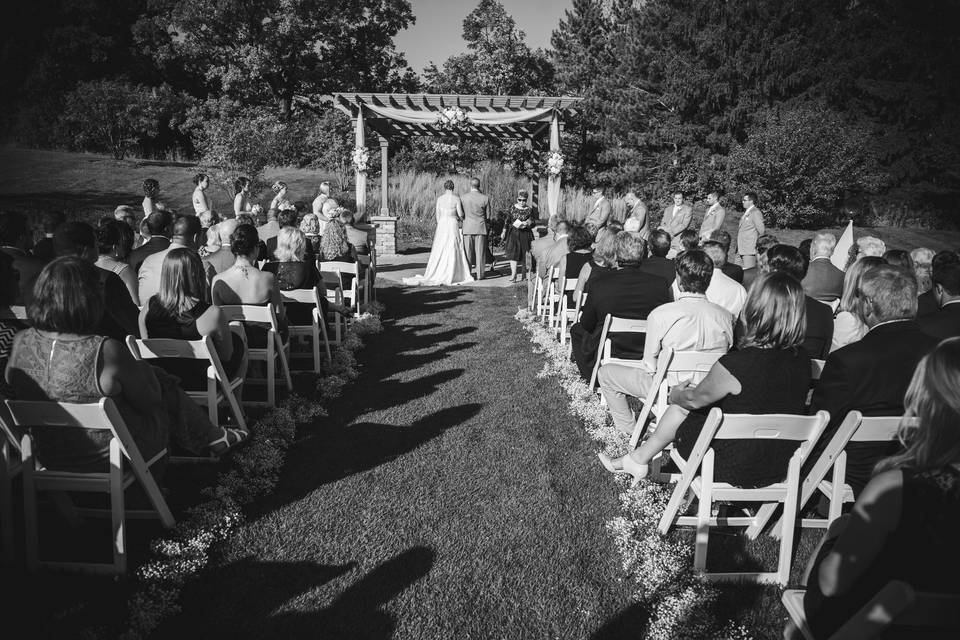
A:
[461,178,491,280]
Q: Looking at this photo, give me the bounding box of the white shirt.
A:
[831,310,868,352]
[641,293,734,372]
[138,242,186,304]
[680,268,747,318]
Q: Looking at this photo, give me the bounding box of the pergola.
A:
[332,93,582,222]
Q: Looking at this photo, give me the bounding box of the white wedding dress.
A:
[403,195,475,286]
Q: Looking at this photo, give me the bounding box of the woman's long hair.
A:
[275,227,306,262]
[319,221,350,260]
[838,256,885,315]
[738,272,806,350]
[28,257,104,334]
[156,248,209,316]
[876,337,960,474]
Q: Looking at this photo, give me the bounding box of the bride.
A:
[403,180,474,286]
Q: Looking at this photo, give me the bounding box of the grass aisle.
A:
[159,284,639,639]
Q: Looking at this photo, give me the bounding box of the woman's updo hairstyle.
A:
[230,223,260,257]
[443,179,455,191]
[95,220,122,255]
[234,176,251,193]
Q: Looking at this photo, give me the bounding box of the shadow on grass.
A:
[375,261,428,274]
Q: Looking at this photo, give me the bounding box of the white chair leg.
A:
[109,439,127,574]
[267,338,276,407]
[778,456,802,586]
[694,454,714,572]
[0,443,13,564]
[21,436,38,572]
[277,335,293,391]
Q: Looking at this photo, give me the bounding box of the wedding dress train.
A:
[403,198,475,286]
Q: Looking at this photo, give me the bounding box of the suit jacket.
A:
[531,233,559,278]
[918,301,960,340]
[916,289,938,318]
[802,258,845,301]
[584,196,612,230]
[204,246,236,274]
[97,267,140,341]
[810,320,938,496]
[659,204,692,237]
[460,189,490,235]
[570,268,672,377]
[699,204,725,240]
[32,237,55,263]
[640,256,676,285]
[542,236,570,276]
[737,206,765,256]
[803,295,834,359]
[624,201,649,240]
[1,247,44,305]
[128,237,171,274]
[721,262,744,284]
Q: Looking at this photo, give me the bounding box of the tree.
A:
[134,0,416,116]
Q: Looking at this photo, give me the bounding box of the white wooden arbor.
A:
[332,93,581,256]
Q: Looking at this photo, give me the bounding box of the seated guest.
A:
[0,256,25,398]
[128,209,173,273]
[798,338,960,640]
[918,258,960,339]
[802,232,844,302]
[139,215,204,304]
[0,211,45,304]
[569,232,671,380]
[114,205,139,235]
[675,228,699,256]
[32,211,65,262]
[639,229,675,283]
[798,237,812,264]
[54,221,139,340]
[266,209,314,262]
[742,233,778,290]
[142,248,247,391]
[708,229,743,284]
[6,258,244,471]
[810,264,939,497]
[211,224,288,348]
[916,250,959,318]
[198,210,219,231]
[573,226,618,304]
[882,248,913,270]
[700,241,747,318]
[199,224,220,259]
[300,213,322,255]
[599,250,733,435]
[262,227,328,326]
[95,220,139,306]
[318,219,356,263]
[856,235,886,258]
[764,244,834,359]
[526,220,569,310]
[257,207,281,244]
[910,247,935,296]
[599,272,811,487]
[340,210,370,255]
[831,256,885,353]
[204,218,240,274]
[556,224,593,306]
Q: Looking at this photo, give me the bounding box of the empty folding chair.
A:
[219,304,292,407]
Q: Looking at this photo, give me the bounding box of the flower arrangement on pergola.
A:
[332,93,581,222]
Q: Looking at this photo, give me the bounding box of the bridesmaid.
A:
[501,190,537,282]
[233,177,253,218]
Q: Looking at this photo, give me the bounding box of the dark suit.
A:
[640,256,675,284]
[802,257,845,301]
[810,320,938,496]
[916,289,938,318]
[918,301,960,340]
[803,296,835,359]
[128,237,170,273]
[1,247,44,305]
[721,262,744,284]
[569,268,671,379]
[32,237,56,263]
[97,268,140,340]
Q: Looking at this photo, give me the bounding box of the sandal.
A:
[207,427,249,458]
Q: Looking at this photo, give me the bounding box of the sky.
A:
[394,0,571,75]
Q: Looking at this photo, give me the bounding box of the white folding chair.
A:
[0,403,21,564]
[0,306,28,322]
[629,348,726,449]
[315,274,345,344]
[657,408,830,585]
[588,315,648,392]
[319,261,361,315]
[281,287,332,373]
[783,580,960,640]
[555,277,580,343]
[8,398,175,574]
[219,304,292,407]
[535,267,559,322]
[356,253,374,305]
[126,335,247,432]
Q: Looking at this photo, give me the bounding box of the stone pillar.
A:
[369,215,398,258]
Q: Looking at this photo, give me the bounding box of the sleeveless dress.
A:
[144,299,246,390]
[804,466,960,638]
[402,195,474,286]
[261,261,330,327]
[6,329,167,471]
[674,346,811,487]
[564,251,592,306]
[503,204,535,262]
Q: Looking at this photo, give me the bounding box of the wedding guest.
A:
[910,247,935,296]
[204,218,240,274]
[198,210,219,231]
[318,218,356,263]
[708,229,743,283]
[830,256,885,353]
[527,220,568,310]
[917,250,959,317]
[300,213,322,255]
[95,220,139,306]
[810,264,939,497]
[640,229,675,283]
[199,224,220,259]
[128,209,173,273]
[340,210,370,255]
[32,211,65,262]
[659,192,692,255]
[737,191,765,270]
[599,250,733,435]
[918,258,960,339]
[142,178,160,216]
[856,236,886,258]
[572,226,618,305]
[114,205,138,232]
[763,244,833,359]
[265,209,307,261]
[258,207,281,244]
[882,248,913,271]
[700,241,747,318]
[0,211,44,304]
[698,192,725,242]
[502,189,537,282]
[192,173,213,216]
[139,215,204,304]
[211,224,288,349]
[622,188,648,239]
[677,229,699,255]
[584,185,612,231]
[556,224,593,306]
[798,338,960,640]
[569,232,671,380]
[262,227,346,327]
[802,232,845,302]
[798,238,813,266]
[743,232,779,290]
[233,177,253,218]
[599,272,811,486]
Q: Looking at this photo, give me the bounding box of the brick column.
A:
[369,215,398,258]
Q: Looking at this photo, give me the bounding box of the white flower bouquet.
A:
[352,146,370,173]
[435,106,469,130]
[546,150,565,177]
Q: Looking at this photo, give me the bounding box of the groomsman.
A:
[738,192,765,269]
[658,192,692,255]
[623,189,649,240]
[699,192,725,242]
[584,186,612,231]
[461,178,491,280]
